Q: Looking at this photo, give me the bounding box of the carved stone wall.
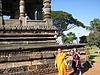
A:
[0,50,55,62]
[0,18,57,75]
[0,45,87,75]
[0,48,55,75]
[0,61,55,75]
[4,19,20,26]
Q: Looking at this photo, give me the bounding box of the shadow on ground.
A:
[81,54,99,74]
[69,61,92,75]
[82,61,93,74]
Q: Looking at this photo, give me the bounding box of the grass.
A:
[89,46,100,62]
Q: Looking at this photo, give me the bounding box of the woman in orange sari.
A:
[55,48,67,75]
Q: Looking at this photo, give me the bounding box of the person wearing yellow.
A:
[55,48,67,75]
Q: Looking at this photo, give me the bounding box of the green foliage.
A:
[79,35,87,43]
[87,18,100,48]
[67,32,77,43]
[51,11,72,19]
[51,11,85,35]
[61,32,77,44]
[90,18,100,27]
[89,47,100,61]
[87,32,100,48]
[61,34,68,44]
[90,18,100,32]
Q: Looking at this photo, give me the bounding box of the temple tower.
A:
[0,0,57,75]
[1,0,57,46]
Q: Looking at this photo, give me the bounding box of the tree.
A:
[79,36,87,43]
[61,32,77,44]
[51,11,85,35]
[90,18,100,32]
[87,18,100,48]
[61,34,69,44]
[87,32,100,48]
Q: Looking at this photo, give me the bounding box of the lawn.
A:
[89,46,100,62]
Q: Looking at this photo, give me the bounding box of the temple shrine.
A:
[0,0,87,75]
[0,0,57,74]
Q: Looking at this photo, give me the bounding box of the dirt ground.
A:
[83,61,100,75]
[52,61,100,75]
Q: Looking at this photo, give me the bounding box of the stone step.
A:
[0,40,56,44]
[0,24,57,30]
[0,33,55,37]
[0,37,56,41]
[0,43,56,47]
[0,44,59,51]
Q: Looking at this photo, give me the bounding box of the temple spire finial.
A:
[43,0,51,21]
[19,0,25,17]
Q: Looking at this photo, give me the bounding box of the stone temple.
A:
[0,0,58,74]
[0,0,88,75]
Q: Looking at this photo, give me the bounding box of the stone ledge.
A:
[0,25,57,30]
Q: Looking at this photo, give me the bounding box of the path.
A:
[83,61,100,75]
[46,61,100,75]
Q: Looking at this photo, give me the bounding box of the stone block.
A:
[6,66,28,73]
[30,52,42,59]
[0,69,5,73]
[42,51,54,58]
[29,65,36,71]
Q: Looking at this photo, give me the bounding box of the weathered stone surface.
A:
[0,50,55,74]
[42,51,54,58]
[0,62,55,75]
[0,50,55,62]
[29,65,36,71]
[0,69,5,74]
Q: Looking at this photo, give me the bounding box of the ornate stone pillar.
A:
[19,0,25,17]
[43,0,51,21]
[19,0,26,26]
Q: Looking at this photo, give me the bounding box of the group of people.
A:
[55,48,82,75]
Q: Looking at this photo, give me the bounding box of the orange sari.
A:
[55,52,67,75]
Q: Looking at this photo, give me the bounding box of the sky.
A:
[51,0,100,37]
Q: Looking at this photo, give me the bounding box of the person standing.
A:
[72,48,82,75]
[25,13,30,20]
[55,48,67,75]
[24,13,30,25]
[76,49,82,75]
